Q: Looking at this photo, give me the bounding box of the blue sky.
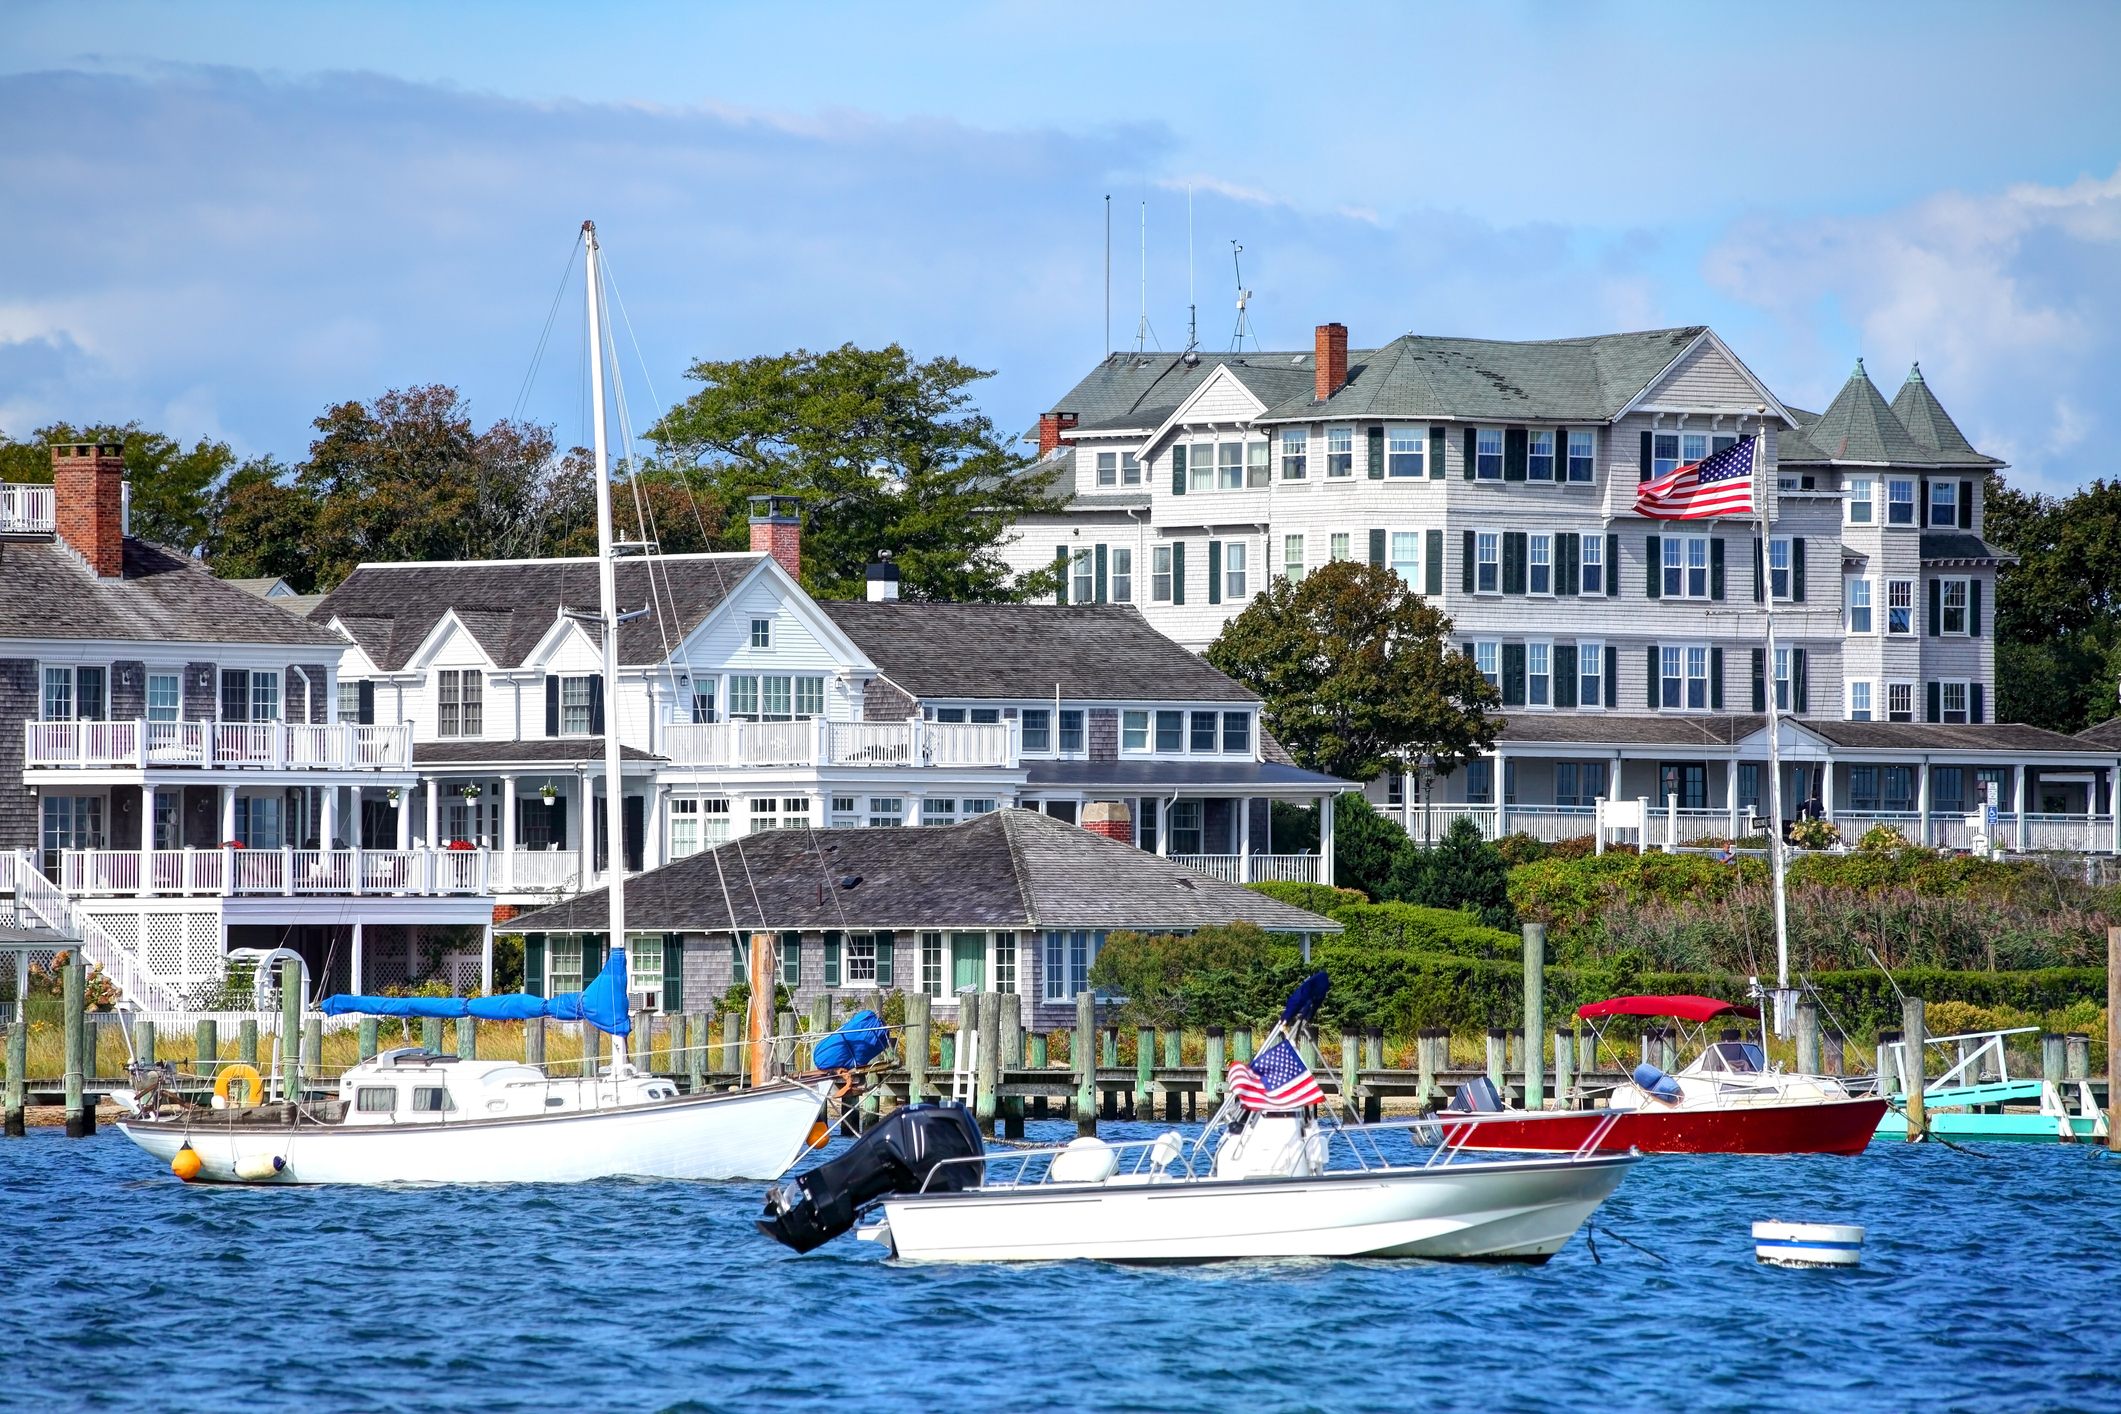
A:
[1,1,2117,493]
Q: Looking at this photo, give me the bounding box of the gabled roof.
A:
[1782,360,1933,466]
[1045,350,1317,435]
[310,553,766,671]
[508,807,1340,934]
[819,601,1256,703]
[1890,363,2003,467]
[0,538,348,647]
[2076,717,2121,751]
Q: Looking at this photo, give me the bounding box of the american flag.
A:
[1634,434,1758,520]
[1225,1036,1326,1111]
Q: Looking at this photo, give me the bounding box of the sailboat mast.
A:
[584,219,629,1074]
[1755,408,1792,1035]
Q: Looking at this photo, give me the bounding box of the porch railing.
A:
[665,718,1019,769]
[1165,853,1319,885]
[25,720,413,770]
[6,849,183,1012]
[55,847,490,897]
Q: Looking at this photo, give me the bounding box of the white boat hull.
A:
[120,1080,828,1185]
[878,1153,1635,1263]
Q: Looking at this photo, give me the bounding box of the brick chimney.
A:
[1082,799,1133,844]
[748,495,802,580]
[1038,411,1078,456]
[52,441,127,578]
[1315,324,1348,402]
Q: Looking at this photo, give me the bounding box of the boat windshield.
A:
[1697,1041,1765,1073]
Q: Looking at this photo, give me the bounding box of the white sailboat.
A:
[119,222,831,1184]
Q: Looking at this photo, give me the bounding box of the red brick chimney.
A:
[52,441,127,578]
[1082,800,1133,844]
[1315,324,1348,402]
[1038,412,1078,456]
[748,495,802,580]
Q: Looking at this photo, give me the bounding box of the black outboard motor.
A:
[758,1103,985,1253]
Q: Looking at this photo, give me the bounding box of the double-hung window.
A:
[1122,710,1149,750]
[1940,681,1970,724]
[1941,579,1969,634]
[1096,452,1118,486]
[1664,536,1709,598]
[1528,534,1551,594]
[1888,480,1916,524]
[1072,549,1094,604]
[1774,648,1791,710]
[1580,534,1603,594]
[1474,642,1499,688]
[1189,711,1218,752]
[1218,442,1243,490]
[1887,580,1914,634]
[436,669,483,737]
[1246,441,1270,487]
[1152,546,1173,601]
[1527,643,1550,705]
[1578,641,1603,707]
[1848,579,1873,634]
[1652,433,1681,478]
[1930,481,1957,525]
[1110,548,1132,603]
[1387,426,1424,476]
[1329,532,1351,562]
[1687,646,1709,709]
[1848,681,1873,721]
[1887,682,1914,722]
[1058,709,1084,753]
[1768,539,1791,599]
[147,673,180,723]
[1527,430,1554,481]
[1848,479,1873,523]
[1189,442,1214,492]
[1281,430,1308,479]
[1326,428,1353,477]
[1476,532,1499,592]
[1555,761,1608,806]
[1283,534,1305,582]
[1476,429,1503,479]
[1021,708,1050,751]
[1660,647,1683,708]
[1155,710,1183,751]
[1224,543,1247,598]
[1121,452,1140,485]
[1389,532,1419,586]
[1567,430,1595,482]
[1222,711,1250,753]
[1682,432,1708,467]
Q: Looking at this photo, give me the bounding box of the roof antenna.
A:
[1103,195,1111,360]
[1133,201,1159,356]
[1185,184,1199,363]
[1229,240,1255,353]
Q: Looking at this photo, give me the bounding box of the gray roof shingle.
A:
[1920,532,2017,566]
[508,807,1339,934]
[0,539,348,647]
[1782,360,1932,465]
[1890,364,2002,467]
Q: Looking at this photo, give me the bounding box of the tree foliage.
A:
[1986,473,2121,731]
[1204,560,1499,784]
[1387,815,1516,931]
[649,343,1065,601]
[0,421,232,552]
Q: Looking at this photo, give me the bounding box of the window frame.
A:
[1577,640,1604,711]
[1122,709,1149,752]
[1386,424,1425,477]
[1325,427,1353,478]
[1566,429,1595,483]
[1527,640,1551,707]
[1941,577,1970,635]
[1095,451,1118,487]
[1245,440,1270,487]
[1151,545,1173,602]
[1223,541,1247,599]
[1280,429,1308,480]
[1283,533,1305,582]
[1887,681,1915,723]
[1154,709,1183,752]
[1475,530,1500,594]
[1580,533,1603,595]
[1188,440,1215,492]
[1188,710,1218,753]
[1329,532,1351,562]
[1886,579,1914,635]
[1768,538,1792,601]
[1847,577,1873,634]
[1110,547,1133,604]
[1847,478,1874,524]
[1940,679,1971,724]
[1930,480,1957,526]
[1887,480,1916,525]
[1217,441,1243,491]
[1473,641,1499,688]
[1528,533,1552,595]
[1389,530,1419,587]
[147,672,180,724]
[1848,680,1873,722]
[1526,428,1555,482]
[1476,428,1503,480]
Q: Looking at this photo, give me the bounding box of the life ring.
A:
[214,1064,265,1108]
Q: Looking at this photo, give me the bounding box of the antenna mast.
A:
[1229,240,1255,352]
[1103,195,1111,358]
[1186,184,1197,354]
[1132,200,1158,354]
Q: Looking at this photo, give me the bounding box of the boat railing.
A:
[1879,1025,2038,1096]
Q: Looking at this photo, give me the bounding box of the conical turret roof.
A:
[1890,363,2002,467]
[1797,358,1933,465]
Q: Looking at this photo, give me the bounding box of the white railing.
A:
[493,849,581,894]
[1403,804,1501,843]
[0,482,54,534]
[24,720,413,770]
[51,847,490,897]
[2023,814,2114,854]
[826,721,914,766]
[662,719,815,767]
[668,717,1019,770]
[1246,854,1320,883]
[1170,854,1242,883]
[925,722,1013,766]
[7,849,183,1012]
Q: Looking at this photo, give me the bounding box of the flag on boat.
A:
[1226,1037,1327,1111]
[1634,434,1758,519]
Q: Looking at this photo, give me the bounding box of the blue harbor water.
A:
[6,1121,2119,1414]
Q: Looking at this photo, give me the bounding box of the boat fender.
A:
[1632,1064,1684,1105]
[233,1154,287,1182]
[214,1064,265,1109]
[171,1144,203,1182]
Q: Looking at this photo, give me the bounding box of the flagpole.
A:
[1754,407,1792,1037]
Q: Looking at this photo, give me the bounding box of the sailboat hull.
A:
[1443,1097,1887,1156]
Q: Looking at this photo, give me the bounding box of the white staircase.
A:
[5,849,183,1012]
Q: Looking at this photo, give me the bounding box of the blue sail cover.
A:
[321,949,631,1034]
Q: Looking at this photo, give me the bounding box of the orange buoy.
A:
[806,1120,831,1149]
[171,1144,203,1181]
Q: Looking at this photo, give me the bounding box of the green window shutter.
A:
[1791,537,1806,603]
[1604,645,1618,707]
[1368,528,1386,567]
[1503,427,1528,481]
[1425,528,1444,595]
[1502,532,1526,595]
[1971,684,1984,724]
[1430,425,1447,480]
[1501,643,1526,706]
[823,932,841,989]
[1793,649,1808,714]
[1751,649,1766,712]
[1928,578,1941,636]
[1639,429,1654,484]
[1555,644,1578,707]
[875,932,894,988]
[1920,478,1930,526]
[1709,538,1725,600]
[1054,546,1069,604]
[1095,543,1108,603]
[1172,541,1186,606]
[1710,647,1724,711]
[1207,540,1222,605]
[1644,535,1661,598]
[1606,534,1620,597]
[1753,538,1765,603]
[1463,427,1476,481]
[1927,680,1942,722]
[524,934,546,998]
[1171,445,1187,496]
[1461,530,1475,593]
[780,930,802,988]
[1969,579,1982,637]
[663,934,684,1012]
[1556,532,1577,597]
[1367,426,1385,480]
[1646,645,1660,709]
[1959,480,1973,530]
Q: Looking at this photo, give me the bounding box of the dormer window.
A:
[436,670,483,737]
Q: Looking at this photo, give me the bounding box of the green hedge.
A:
[1246,881,1368,915]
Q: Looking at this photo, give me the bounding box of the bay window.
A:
[1387,426,1424,476]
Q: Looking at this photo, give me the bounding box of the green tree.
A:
[1988,473,2121,731]
[1387,815,1515,931]
[1205,559,1500,784]
[1331,794,1413,902]
[649,343,1066,601]
[1,421,230,551]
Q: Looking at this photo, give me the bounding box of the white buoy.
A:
[1753,1220,1863,1267]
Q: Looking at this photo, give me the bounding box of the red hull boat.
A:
[1441,1096,1888,1156]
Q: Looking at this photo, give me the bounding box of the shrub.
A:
[1332,794,1413,901]
[1858,823,1912,852]
[1389,815,1515,929]
[1329,901,1520,959]
[1789,817,1841,850]
[1247,881,1368,914]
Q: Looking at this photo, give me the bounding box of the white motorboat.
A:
[119,1048,832,1184]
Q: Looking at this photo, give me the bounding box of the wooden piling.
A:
[421,1016,443,1055]
[5,1016,26,1136]
[358,1017,378,1061]
[1363,1026,1383,1072]
[133,1016,155,1067]
[2066,1032,2089,1079]
[776,1010,797,1076]
[1339,1030,1359,1113]
[240,1016,259,1070]
[2041,1032,2064,1086]
[1416,1028,1436,1108]
[1522,922,1545,1112]
[304,1017,323,1075]
[1795,1001,1820,1075]
[1161,1026,1180,1071]
[809,994,833,1072]
[939,1031,955,1073]
[1073,989,1096,1136]
[975,992,1001,1133]
[1102,1026,1117,1069]
[1134,1026,1154,1120]
[1232,1027,1253,1064]
[1002,996,1024,1072]
[519,1015,541,1070]
[719,1011,740,1081]
[63,959,87,1137]
[1205,1025,1226,1106]
[2108,924,2120,1153]
[1657,1028,1677,1075]
[1485,1028,1505,1095]
[1029,1031,1048,1069]
[1822,1031,1844,1076]
[1578,1028,1596,1078]
[1876,1028,1901,1097]
[196,1018,218,1077]
[906,991,931,1105]
[687,1013,707,1093]
[455,1014,475,1061]
[1554,1028,1574,1109]
[1903,996,1927,1140]
[279,957,301,1103]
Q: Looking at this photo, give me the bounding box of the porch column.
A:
[321,786,338,850]
[1157,795,1172,856]
[501,774,517,892]
[2016,766,2029,851]
[480,922,494,996]
[1822,751,1836,823]
[1318,794,1335,885]
[1726,758,1739,840]
[1918,756,1932,847]
[578,772,594,883]
[219,784,237,844]
[1493,748,1508,839]
[2111,761,2120,855]
[395,786,411,851]
[350,921,364,994]
[1401,770,1413,835]
[424,776,440,850]
[1237,795,1252,881]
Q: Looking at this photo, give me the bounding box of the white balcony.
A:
[1168,853,1319,884]
[661,718,1017,770]
[24,720,413,772]
[0,482,54,534]
[57,845,490,897]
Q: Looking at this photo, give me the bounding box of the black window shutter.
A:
[1172,541,1186,606]
[1711,646,1725,710]
[1971,683,1985,724]
[1920,478,1930,526]
[524,934,545,998]
[1502,532,1526,594]
[589,675,606,736]
[1054,546,1069,604]
[1647,645,1660,709]
[1095,543,1108,603]
[1710,537,1725,601]
[1426,529,1444,595]
[1171,445,1187,496]
[1604,645,1618,707]
[1504,427,1528,481]
[1928,578,1941,636]
[1969,580,1982,637]
[1606,534,1620,597]
[1639,429,1654,483]
[1501,643,1526,705]
[663,934,684,1011]
[1793,649,1808,714]
[1207,541,1222,605]
[1959,480,1973,529]
[1927,681,1942,722]
[1555,645,1578,707]
[1461,530,1475,593]
[545,675,560,737]
[1753,538,1765,602]
[1557,532,1578,597]
[1367,426,1385,480]
[1751,649,1766,712]
[1463,427,1477,481]
[1645,535,1661,598]
[357,679,375,726]
[1368,528,1386,567]
[1791,538,1806,602]
[623,794,644,873]
[1430,425,1447,480]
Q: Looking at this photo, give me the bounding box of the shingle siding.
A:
[0,659,37,852]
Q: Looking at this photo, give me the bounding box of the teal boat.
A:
[1873,1027,2108,1143]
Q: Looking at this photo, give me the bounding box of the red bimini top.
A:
[1577,995,1762,1022]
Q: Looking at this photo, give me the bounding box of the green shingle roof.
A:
[1045,350,1316,434]
[1890,363,2002,467]
[1785,359,1933,465]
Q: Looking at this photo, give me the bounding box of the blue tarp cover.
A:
[812,1009,889,1070]
[322,950,631,1034]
